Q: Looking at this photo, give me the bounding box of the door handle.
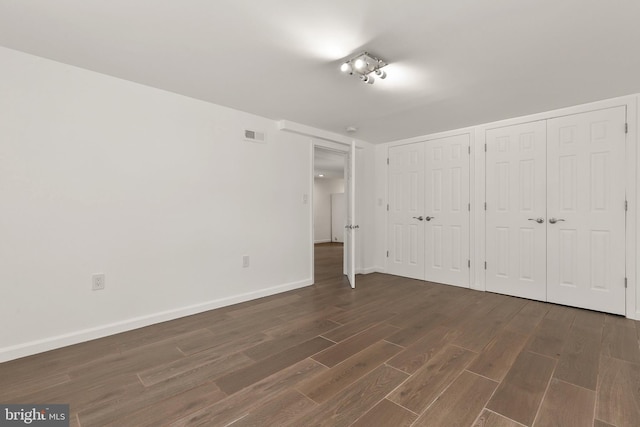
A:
[412,216,424,221]
[548,218,565,224]
[425,216,435,221]
[528,218,544,224]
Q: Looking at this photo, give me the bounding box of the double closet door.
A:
[388,134,470,288]
[485,106,627,315]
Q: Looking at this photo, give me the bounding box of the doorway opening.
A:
[313,146,347,283]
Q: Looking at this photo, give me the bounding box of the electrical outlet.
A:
[242,255,250,268]
[92,273,106,291]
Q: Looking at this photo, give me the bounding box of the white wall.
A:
[0,47,316,361]
[313,178,344,243]
[373,144,389,272]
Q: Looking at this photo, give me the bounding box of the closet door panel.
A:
[485,121,547,300]
[547,106,626,315]
[424,134,470,287]
[387,143,425,280]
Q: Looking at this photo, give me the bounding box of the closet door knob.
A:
[528,218,544,224]
[425,216,435,221]
[548,218,565,224]
[412,216,424,221]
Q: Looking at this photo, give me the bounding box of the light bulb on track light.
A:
[354,58,366,71]
[360,74,374,84]
[375,69,387,79]
[340,62,352,74]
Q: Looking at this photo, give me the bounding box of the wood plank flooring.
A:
[1,242,639,426]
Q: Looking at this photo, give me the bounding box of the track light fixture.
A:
[340,52,387,85]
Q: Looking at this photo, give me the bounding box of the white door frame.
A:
[346,141,356,288]
[312,140,357,287]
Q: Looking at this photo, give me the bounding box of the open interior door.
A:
[344,141,357,288]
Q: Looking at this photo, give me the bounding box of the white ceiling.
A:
[1,1,639,143]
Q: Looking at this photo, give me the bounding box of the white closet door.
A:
[486,121,547,300]
[424,134,470,287]
[387,143,425,280]
[547,107,626,314]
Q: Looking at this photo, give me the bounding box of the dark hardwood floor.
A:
[2,243,640,426]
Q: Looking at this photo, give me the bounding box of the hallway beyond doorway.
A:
[314,242,345,284]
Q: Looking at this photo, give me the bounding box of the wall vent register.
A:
[244,129,266,142]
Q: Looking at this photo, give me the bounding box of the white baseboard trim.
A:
[314,239,331,244]
[0,278,313,363]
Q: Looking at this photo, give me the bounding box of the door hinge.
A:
[468,203,471,211]
[468,146,471,154]
[387,204,389,211]
[484,202,487,210]
[484,143,487,152]
[484,261,487,270]
[625,200,628,211]
[387,157,389,165]
[625,123,628,134]
[625,277,628,288]
[386,250,389,258]
[468,259,471,268]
